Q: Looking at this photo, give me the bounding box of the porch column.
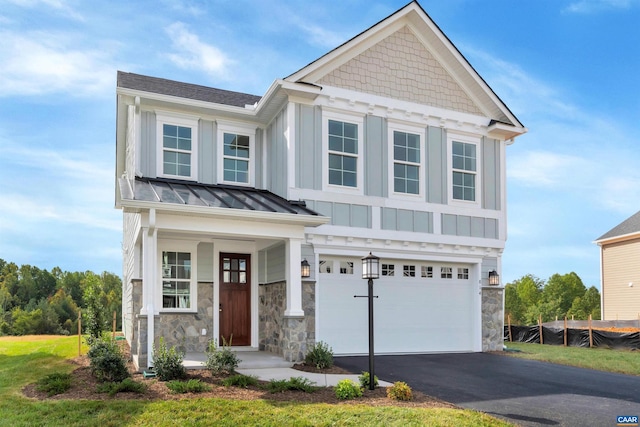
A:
[284,238,304,317]
[141,209,158,367]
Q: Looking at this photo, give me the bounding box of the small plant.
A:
[304,340,334,370]
[87,337,130,382]
[265,376,318,393]
[221,374,259,388]
[386,381,413,401]
[166,379,212,394]
[36,372,72,396]
[97,378,146,396]
[152,337,187,381]
[334,379,362,400]
[358,371,379,389]
[204,337,240,375]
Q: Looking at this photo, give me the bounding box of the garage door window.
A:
[441,267,453,279]
[457,268,469,280]
[403,265,416,277]
[319,260,331,274]
[340,261,354,274]
[421,266,433,278]
[382,264,395,276]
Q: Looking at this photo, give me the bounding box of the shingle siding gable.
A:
[117,71,262,107]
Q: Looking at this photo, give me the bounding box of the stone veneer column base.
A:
[281,316,307,362]
[482,287,504,351]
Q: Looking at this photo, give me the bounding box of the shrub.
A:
[266,376,318,393]
[152,337,187,381]
[221,374,259,388]
[305,340,334,370]
[87,337,129,382]
[166,379,211,394]
[358,371,379,389]
[204,337,240,375]
[386,381,413,401]
[97,378,146,396]
[334,379,362,400]
[36,372,72,396]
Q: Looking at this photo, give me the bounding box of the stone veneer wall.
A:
[155,282,214,353]
[482,287,504,351]
[259,281,313,362]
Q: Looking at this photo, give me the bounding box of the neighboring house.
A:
[115,1,526,370]
[594,210,640,320]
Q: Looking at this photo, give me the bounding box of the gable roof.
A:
[286,1,524,131]
[117,71,261,108]
[596,210,640,243]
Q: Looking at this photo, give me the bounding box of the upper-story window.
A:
[323,110,363,193]
[328,119,358,187]
[448,132,480,204]
[217,121,256,186]
[223,133,250,183]
[156,112,199,181]
[388,122,424,198]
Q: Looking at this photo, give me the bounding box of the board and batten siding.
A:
[266,107,288,198]
[426,126,447,204]
[296,105,322,190]
[381,208,432,233]
[364,115,387,197]
[442,214,498,239]
[197,242,214,282]
[305,200,371,228]
[258,243,286,284]
[602,238,640,320]
[482,137,501,211]
[199,120,216,185]
[140,111,156,178]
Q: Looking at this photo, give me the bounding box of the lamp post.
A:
[361,252,380,390]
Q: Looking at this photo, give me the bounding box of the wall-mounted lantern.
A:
[488,270,500,286]
[301,259,311,278]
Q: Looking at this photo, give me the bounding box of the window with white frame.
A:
[339,261,354,274]
[159,241,197,311]
[457,267,470,280]
[393,131,421,194]
[452,140,477,202]
[441,267,453,279]
[323,111,363,192]
[217,122,255,186]
[156,112,199,180]
[319,259,332,274]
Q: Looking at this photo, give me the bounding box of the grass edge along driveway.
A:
[0,335,511,427]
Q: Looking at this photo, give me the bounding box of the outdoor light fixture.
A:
[359,252,380,390]
[301,259,311,278]
[362,252,380,280]
[488,270,500,286]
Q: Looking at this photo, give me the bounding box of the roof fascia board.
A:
[594,232,640,246]
[120,199,330,227]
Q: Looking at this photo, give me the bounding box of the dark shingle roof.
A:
[596,210,640,241]
[117,71,262,108]
[120,177,321,216]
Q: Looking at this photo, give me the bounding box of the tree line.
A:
[505,272,601,325]
[0,258,121,336]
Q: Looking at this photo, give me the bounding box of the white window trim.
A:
[447,131,481,206]
[217,121,256,187]
[387,121,426,200]
[156,111,199,181]
[157,240,198,313]
[322,109,364,195]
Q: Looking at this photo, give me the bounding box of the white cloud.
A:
[165,22,234,78]
[508,151,591,188]
[0,30,114,97]
[564,0,637,13]
[296,22,349,50]
[5,0,84,20]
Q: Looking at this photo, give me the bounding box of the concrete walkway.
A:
[182,350,391,387]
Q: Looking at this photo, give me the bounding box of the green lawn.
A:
[503,342,640,375]
[0,336,511,427]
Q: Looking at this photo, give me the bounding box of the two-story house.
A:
[115,1,526,370]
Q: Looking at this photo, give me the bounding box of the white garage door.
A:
[317,259,477,354]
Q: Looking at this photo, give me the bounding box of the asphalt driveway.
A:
[334,352,640,427]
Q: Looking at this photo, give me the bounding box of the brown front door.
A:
[219,253,251,346]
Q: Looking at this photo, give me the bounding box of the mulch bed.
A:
[22,342,454,409]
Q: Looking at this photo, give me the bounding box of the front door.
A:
[219,253,251,346]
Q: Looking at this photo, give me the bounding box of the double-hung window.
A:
[328,120,358,187]
[393,131,421,194]
[158,241,197,312]
[217,122,256,186]
[156,112,199,181]
[323,111,363,193]
[448,133,480,204]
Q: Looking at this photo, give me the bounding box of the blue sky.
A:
[0,0,638,289]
